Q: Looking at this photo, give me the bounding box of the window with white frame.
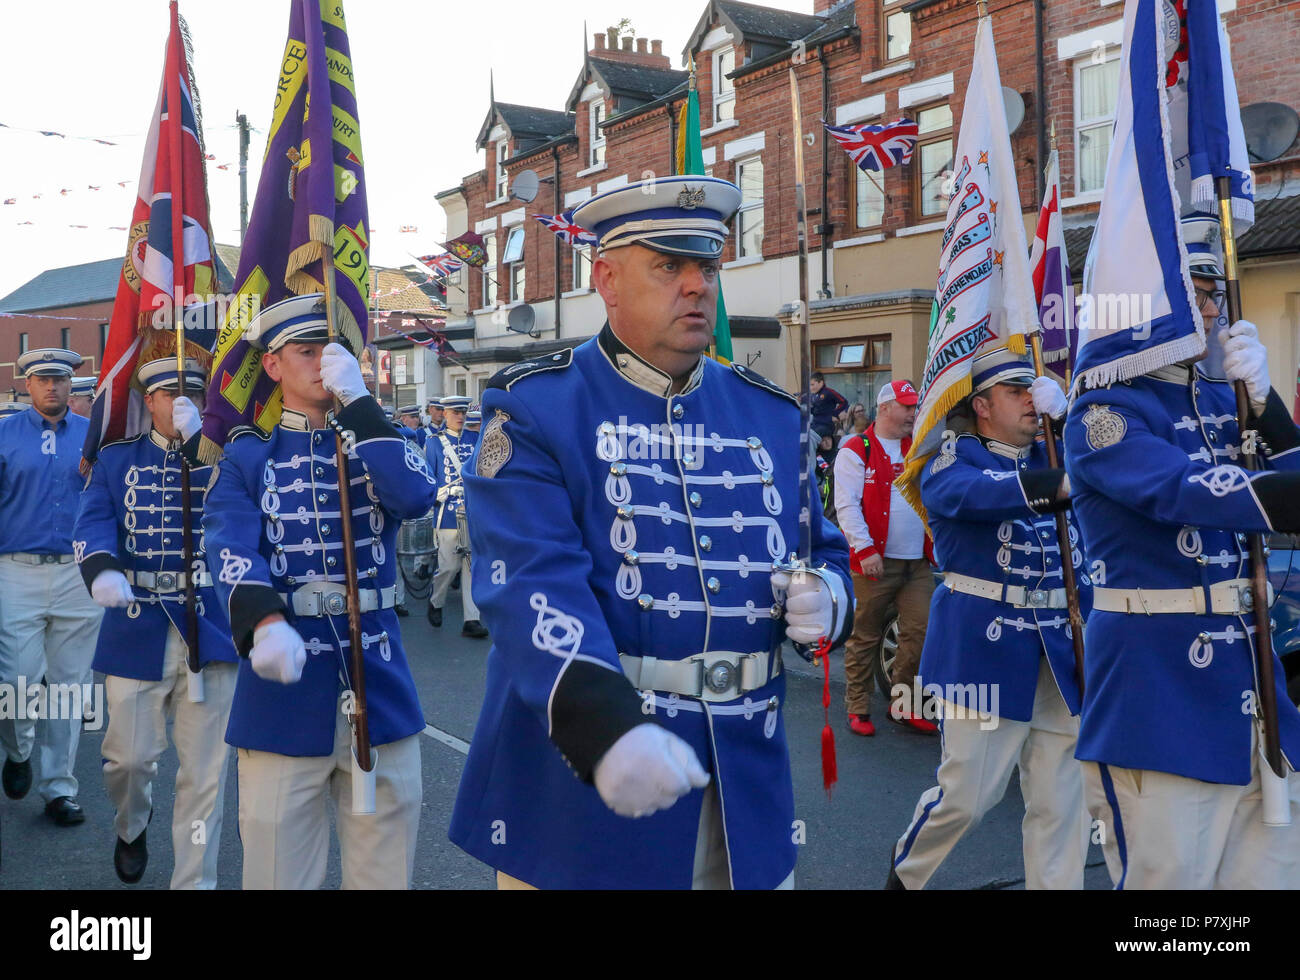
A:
[481,232,497,307]
[1074,50,1121,195]
[573,245,592,290]
[735,155,764,258]
[502,226,525,302]
[713,47,736,126]
[589,100,606,168]
[494,138,509,200]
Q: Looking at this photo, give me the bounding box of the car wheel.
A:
[876,616,899,699]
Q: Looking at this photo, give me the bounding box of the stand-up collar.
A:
[279,407,310,431]
[597,323,704,398]
[979,434,1032,461]
[1149,362,1195,385]
[149,428,180,451]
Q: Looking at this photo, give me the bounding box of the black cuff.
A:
[1019,468,1071,514]
[78,552,125,594]
[1252,389,1300,458]
[180,432,206,469]
[1251,473,1300,533]
[549,660,649,783]
[229,583,289,657]
[334,395,395,444]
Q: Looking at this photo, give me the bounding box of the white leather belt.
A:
[944,572,1068,609]
[280,583,397,617]
[1092,579,1272,616]
[619,651,781,703]
[6,552,74,565]
[126,569,212,591]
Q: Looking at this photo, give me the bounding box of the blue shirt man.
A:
[0,348,103,826]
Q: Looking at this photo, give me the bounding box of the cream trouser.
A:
[429,526,478,620]
[893,657,1090,889]
[102,627,236,889]
[495,782,797,890]
[237,695,422,889]
[0,555,102,801]
[1084,726,1300,889]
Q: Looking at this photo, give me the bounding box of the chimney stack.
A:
[593,32,605,51]
[590,32,671,69]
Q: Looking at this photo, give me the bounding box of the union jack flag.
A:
[824,117,919,172]
[535,210,598,247]
[416,253,464,278]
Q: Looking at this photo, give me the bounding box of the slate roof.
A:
[477,102,575,151]
[683,0,831,64]
[0,257,122,313]
[567,56,689,115]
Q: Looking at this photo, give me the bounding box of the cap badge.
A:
[677,186,706,210]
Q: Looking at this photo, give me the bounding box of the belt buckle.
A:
[41,554,56,565]
[1237,584,1253,613]
[1028,589,1048,608]
[703,658,738,696]
[322,588,347,616]
[156,571,178,591]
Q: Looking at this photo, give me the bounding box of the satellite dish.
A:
[1002,87,1025,135]
[1241,102,1300,164]
[507,303,538,338]
[511,169,540,203]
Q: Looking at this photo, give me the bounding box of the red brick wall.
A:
[0,300,113,390]
[454,0,1300,308]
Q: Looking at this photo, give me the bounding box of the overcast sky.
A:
[0,0,802,301]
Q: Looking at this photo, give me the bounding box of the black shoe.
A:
[427,605,443,628]
[113,829,148,884]
[44,796,85,827]
[461,619,489,639]
[885,845,905,890]
[394,604,410,617]
[2,756,31,800]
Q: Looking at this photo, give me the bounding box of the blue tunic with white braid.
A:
[425,426,478,528]
[73,429,237,680]
[202,396,437,756]
[1066,366,1300,784]
[448,325,852,890]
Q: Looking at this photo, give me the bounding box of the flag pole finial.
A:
[1049,118,1057,151]
[688,51,696,91]
[976,0,988,18]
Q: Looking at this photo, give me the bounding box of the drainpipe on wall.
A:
[1035,0,1047,204]
[819,43,833,299]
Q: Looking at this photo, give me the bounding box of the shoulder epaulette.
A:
[487,349,574,392]
[730,362,797,406]
[228,425,272,442]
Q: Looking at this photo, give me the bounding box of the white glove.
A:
[771,567,849,646]
[1222,319,1269,408]
[593,723,710,818]
[1029,376,1068,421]
[249,619,307,685]
[90,570,134,608]
[171,396,201,442]
[319,342,368,406]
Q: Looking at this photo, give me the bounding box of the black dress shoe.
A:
[394,604,410,617]
[2,756,31,800]
[427,605,443,628]
[44,796,85,827]
[461,619,489,639]
[114,829,148,884]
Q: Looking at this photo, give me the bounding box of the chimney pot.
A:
[593,33,605,50]
[636,37,648,53]
[607,27,618,48]
[651,39,662,55]
[621,36,633,51]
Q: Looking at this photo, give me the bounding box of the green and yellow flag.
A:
[676,70,733,364]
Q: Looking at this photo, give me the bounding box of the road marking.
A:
[423,723,470,755]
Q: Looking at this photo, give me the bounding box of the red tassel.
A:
[818,635,837,797]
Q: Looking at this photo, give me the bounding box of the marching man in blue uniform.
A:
[0,349,103,826]
[889,347,1092,890]
[73,357,238,887]
[448,175,852,889]
[424,394,486,638]
[202,294,437,889]
[396,405,426,448]
[424,397,445,440]
[1066,215,1300,888]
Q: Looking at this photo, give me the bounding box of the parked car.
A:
[875,535,1300,706]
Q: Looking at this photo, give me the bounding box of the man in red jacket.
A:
[833,380,936,736]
